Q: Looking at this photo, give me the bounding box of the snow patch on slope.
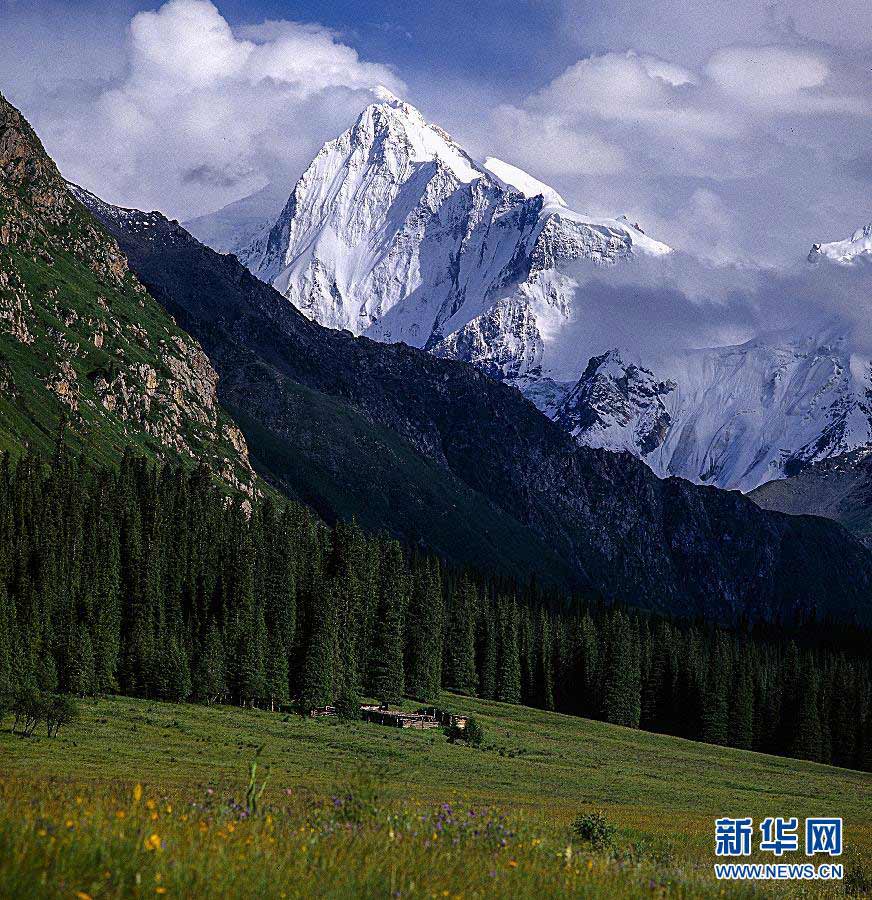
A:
[483,157,566,206]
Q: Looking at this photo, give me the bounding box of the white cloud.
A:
[532,51,696,123]
[37,0,404,219]
[477,37,870,262]
[491,105,627,177]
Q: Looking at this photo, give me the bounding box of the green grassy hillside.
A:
[1,694,868,897]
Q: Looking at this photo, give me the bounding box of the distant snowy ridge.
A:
[809,223,872,264]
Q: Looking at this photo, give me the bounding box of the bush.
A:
[334,693,362,721]
[447,716,484,746]
[11,691,79,737]
[11,688,43,736]
[44,695,79,737]
[572,810,617,850]
[463,717,484,746]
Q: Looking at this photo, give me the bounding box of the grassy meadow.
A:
[0,694,869,898]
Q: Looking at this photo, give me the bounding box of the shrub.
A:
[11,688,44,737]
[334,693,362,721]
[464,717,484,746]
[447,716,484,746]
[572,810,617,850]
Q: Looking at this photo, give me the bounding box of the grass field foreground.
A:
[0,694,870,898]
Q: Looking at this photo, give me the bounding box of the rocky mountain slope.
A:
[74,185,872,623]
[751,448,872,547]
[0,92,255,491]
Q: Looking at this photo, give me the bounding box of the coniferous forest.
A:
[1,448,870,772]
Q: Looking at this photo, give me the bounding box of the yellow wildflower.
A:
[115,810,126,819]
[508,860,518,868]
[151,812,159,821]
[155,889,167,896]
[75,892,92,900]
[143,833,162,852]
[165,805,172,814]
[133,784,143,805]
[146,799,156,810]
[65,820,74,829]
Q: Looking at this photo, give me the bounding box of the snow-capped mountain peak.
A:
[203,97,872,495]
[239,93,672,365]
[809,222,872,263]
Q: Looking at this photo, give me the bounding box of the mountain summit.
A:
[238,94,669,381]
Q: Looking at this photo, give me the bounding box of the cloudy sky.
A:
[2,0,871,264]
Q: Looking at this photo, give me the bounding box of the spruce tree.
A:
[603,611,641,728]
[443,575,478,695]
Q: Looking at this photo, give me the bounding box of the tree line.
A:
[0,449,870,771]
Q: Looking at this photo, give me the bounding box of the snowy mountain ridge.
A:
[238,90,669,369]
[809,223,872,264]
[216,92,872,493]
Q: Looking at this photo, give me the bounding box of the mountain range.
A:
[187,91,872,496]
[4,88,872,623]
[72,181,872,624]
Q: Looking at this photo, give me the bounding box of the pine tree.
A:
[367,543,407,703]
[300,578,337,709]
[702,633,731,746]
[536,607,555,711]
[729,645,755,750]
[496,596,522,705]
[792,656,823,762]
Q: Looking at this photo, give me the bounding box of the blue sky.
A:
[2,0,872,263]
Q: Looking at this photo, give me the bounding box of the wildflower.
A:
[508,860,518,868]
[65,820,74,829]
[531,838,542,847]
[143,833,162,852]
[115,810,126,819]
[587,860,593,871]
[75,893,92,900]
[151,812,159,821]
[165,804,172,814]
[563,845,572,865]
[133,784,143,804]
[146,799,156,810]
[155,889,167,895]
